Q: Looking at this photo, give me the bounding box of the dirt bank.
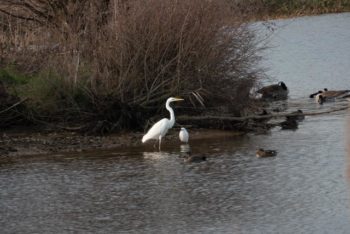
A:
[0,128,243,157]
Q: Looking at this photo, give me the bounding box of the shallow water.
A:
[1,13,350,234]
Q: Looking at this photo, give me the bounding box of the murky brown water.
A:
[1,13,350,233]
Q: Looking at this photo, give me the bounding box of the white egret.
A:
[142,97,184,150]
[179,127,189,143]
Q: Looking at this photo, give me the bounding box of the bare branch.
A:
[0,8,41,23]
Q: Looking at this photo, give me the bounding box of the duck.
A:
[286,109,305,121]
[257,81,289,100]
[309,88,328,98]
[315,90,350,104]
[280,119,298,130]
[256,148,277,158]
[184,155,207,163]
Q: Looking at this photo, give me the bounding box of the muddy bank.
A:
[0,130,141,156]
[0,128,244,157]
[2,102,347,157]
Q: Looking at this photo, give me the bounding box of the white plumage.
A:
[179,127,189,143]
[142,97,184,150]
[142,118,169,143]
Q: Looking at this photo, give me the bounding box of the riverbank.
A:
[1,2,350,157]
[3,103,349,157]
[2,12,350,234]
[246,0,350,20]
[0,0,261,135]
[0,128,244,157]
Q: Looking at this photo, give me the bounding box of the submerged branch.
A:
[178,105,350,122]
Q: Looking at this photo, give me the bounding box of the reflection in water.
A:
[1,13,350,234]
[180,144,191,159]
[142,151,171,160]
[180,144,191,153]
[1,112,350,233]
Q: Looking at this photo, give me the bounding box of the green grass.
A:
[0,66,30,85]
[0,68,90,120]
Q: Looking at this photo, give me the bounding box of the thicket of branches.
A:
[0,0,264,132]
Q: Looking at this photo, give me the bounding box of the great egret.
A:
[179,127,189,143]
[142,97,184,150]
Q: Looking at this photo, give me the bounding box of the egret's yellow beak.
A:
[174,97,184,101]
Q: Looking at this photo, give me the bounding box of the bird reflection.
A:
[180,144,207,163]
[142,151,170,160]
[180,144,191,153]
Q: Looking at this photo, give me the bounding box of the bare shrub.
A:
[0,0,264,131]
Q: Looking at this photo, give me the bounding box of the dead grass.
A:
[0,0,265,132]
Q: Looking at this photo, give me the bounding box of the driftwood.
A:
[177,105,350,122]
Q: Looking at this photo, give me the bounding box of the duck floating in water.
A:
[257,81,289,100]
[184,155,207,163]
[256,148,277,158]
[286,109,305,121]
[280,119,298,130]
[309,88,328,98]
[315,90,350,104]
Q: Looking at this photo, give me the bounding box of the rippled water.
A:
[1,13,350,234]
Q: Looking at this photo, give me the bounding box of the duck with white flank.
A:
[309,88,328,98]
[315,90,350,104]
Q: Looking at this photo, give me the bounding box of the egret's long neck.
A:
[166,100,175,127]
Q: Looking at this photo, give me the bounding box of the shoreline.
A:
[0,128,244,157]
[1,11,349,157]
[245,10,350,23]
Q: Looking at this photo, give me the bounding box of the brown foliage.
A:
[0,0,264,131]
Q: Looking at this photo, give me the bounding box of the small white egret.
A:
[142,97,184,150]
[179,127,189,143]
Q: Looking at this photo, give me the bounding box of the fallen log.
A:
[177,105,350,122]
